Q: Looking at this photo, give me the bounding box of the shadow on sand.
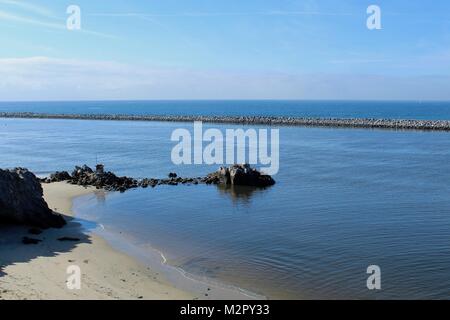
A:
[0,212,92,278]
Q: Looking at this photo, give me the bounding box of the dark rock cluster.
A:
[42,164,140,192]
[0,164,275,229]
[43,164,275,191]
[204,164,276,187]
[0,168,66,228]
[42,164,204,191]
[48,171,71,182]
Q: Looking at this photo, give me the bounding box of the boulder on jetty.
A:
[204,164,275,187]
[0,168,66,228]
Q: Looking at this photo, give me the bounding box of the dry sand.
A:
[0,182,194,300]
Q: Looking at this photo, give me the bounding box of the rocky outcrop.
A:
[48,171,71,182]
[0,164,274,228]
[70,165,139,192]
[204,164,275,187]
[43,164,200,191]
[44,164,275,192]
[0,168,66,228]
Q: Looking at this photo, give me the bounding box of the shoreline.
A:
[1,112,450,131]
[0,182,257,300]
[73,192,264,300]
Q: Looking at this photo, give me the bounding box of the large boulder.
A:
[205,164,275,187]
[48,170,71,182]
[0,168,66,228]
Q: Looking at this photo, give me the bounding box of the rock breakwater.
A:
[1,112,450,131]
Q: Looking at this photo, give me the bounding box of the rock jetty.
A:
[43,164,275,192]
[0,168,66,228]
[2,112,450,131]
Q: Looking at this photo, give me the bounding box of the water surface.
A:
[2,117,450,298]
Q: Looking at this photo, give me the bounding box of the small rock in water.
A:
[57,237,80,242]
[204,164,275,187]
[28,228,43,235]
[22,237,42,245]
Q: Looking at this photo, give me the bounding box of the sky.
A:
[1,0,450,101]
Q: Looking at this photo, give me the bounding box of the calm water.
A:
[1,102,450,298]
[2,100,450,120]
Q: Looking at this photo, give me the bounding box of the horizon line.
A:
[1,99,450,103]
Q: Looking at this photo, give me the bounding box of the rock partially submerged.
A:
[204,164,276,187]
[44,164,275,192]
[22,236,42,245]
[57,236,80,242]
[71,165,139,192]
[0,164,273,229]
[0,168,66,228]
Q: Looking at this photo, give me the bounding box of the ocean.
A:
[1,100,450,299]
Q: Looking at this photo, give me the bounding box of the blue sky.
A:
[1,0,450,100]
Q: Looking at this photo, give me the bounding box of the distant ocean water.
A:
[2,101,450,299]
[1,100,450,120]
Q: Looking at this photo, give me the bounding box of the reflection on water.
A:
[215,184,268,203]
[93,189,107,204]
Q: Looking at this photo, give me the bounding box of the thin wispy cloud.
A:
[328,59,391,64]
[1,57,449,101]
[0,1,117,39]
[88,7,420,20]
[0,0,54,18]
[265,10,353,16]
[1,1,449,101]
[0,9,63,29]
[89,10,353,18]
[78,27,118,39]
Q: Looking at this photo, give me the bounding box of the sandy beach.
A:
[0,182,197,300]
